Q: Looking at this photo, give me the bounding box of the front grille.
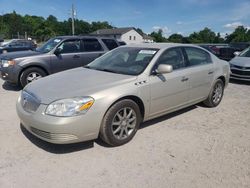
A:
[231,69,250,76]
[234,65,250,70]
[21,91,40,113]
[30,127,78,141]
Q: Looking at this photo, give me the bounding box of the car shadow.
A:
[229,79,250,86]
[140,105,197,129]
[20,124,94,154]
[2,81,22,91]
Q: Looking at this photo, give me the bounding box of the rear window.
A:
[82,39,103,52]
[102,39,118,50]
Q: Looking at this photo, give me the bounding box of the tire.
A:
[20,67,47,88]
[203,79,224,107]
[100,99,142,146]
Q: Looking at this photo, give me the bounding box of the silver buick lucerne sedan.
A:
[16,43,230,146]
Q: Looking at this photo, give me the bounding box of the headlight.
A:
[45,97,94,117]
[2,59,15,67]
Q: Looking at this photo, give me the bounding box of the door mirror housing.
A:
[54,48,61,56]
[156,64,173,74]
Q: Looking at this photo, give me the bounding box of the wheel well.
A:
[110,96,145,119]
[217,76,226,86]
[18,65,49,82]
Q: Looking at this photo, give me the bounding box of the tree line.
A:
[0,11,112,42]
[0,11,249,44]
[150,27,250,43]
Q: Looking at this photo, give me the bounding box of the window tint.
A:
[157,48,185,70]
[82,38,103,52]
[185,47,212,66]
[57,40,81,54]
[102,39,118,50]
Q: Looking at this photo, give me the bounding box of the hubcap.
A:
[212,83,223,104]
[111,107,137,140]
[26,72,42,83]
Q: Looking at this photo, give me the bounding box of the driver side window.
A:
[57,40,81,54]
[157,48,185,70]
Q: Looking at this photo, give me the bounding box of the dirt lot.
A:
[0,79,249,188]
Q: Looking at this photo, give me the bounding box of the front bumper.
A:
[230,67,250,81]
[16,96,103,144]
[0,64,22,84]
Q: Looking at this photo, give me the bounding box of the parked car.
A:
[16,43,230,146]
[217,46,238,61]
[198,44,228,55]
[229,42,250,51]
[0,36,119,87]
[118,41,126,46]
[199,44,237,61]
[0,39,36,53]
[230,47,250,81]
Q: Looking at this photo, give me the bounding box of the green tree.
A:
[188,27,217,43]
[168,33,184,43]
[225,26,249,43]
[149,29,167,42]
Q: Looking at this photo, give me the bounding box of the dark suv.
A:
[0,36,119,87]
[0,39,36,54]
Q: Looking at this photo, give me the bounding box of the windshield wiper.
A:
[99,68,117,73]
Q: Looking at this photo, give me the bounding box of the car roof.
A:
[125,43,202,50]
[55,35,117,40]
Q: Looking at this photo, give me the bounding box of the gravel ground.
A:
[0,79,249,188]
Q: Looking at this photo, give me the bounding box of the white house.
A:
[92,27,153,44]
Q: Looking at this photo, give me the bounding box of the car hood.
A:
[230,56,250,67]
[0,50,41,60]
[24,67,137,104]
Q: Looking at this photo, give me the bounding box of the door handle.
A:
[208,71,214,75]
[181,77,189,82]
[73,55,80,59]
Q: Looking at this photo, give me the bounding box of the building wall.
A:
[121,30,143,44]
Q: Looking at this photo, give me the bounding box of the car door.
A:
[80,38,106,66]
[149,47,190,118]
[51,39,83,73]
[183,47,214,103]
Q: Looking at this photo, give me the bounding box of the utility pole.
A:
[71,4,76,35]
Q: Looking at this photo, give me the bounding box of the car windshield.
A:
[86,47,158,75]
[239,48,250,57]
[1,39,16,47]
[36,38,62,53]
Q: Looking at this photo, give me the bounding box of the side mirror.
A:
[234,51,241,56]
[54,48,61,56]
[156,64,173,74]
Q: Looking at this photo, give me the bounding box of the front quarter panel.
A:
[16,54,52,74]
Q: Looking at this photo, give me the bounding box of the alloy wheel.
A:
[111,107,137,140]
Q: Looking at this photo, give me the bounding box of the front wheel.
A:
[203,79,224,107]
[20,67,47,88]
[100,99,142,146]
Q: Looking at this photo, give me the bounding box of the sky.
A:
[0,0,250,37]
